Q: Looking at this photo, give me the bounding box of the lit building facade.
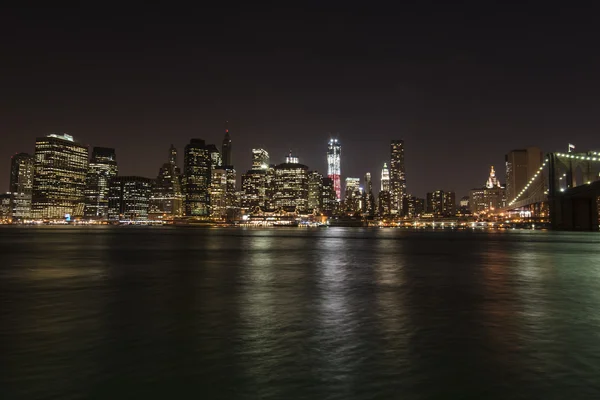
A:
[241,169,267,210]
[378,190,391,216]
[108,176,153,221]
[444,191,456,216]
[390,140,406,215]
[84,147,118,220]
[210,168,227,219]
[149,145,183,220]
[32,134,89,220]
[404,195,424,218]
[364,172,375,216]
[225,166,238,220]
[321,177,337,216]
[469,166,507,214]
[273,154,308,212]
[9,153,34,220]
[381,162,390,192]
[308,171,323,213]
[184,139,211,217]
[426,190,456,217]
[252,148,270,169]
[327,139,341,201]
[344,177,362,214]
[505,147,543,204]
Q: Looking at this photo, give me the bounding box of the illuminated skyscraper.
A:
[10,153,34,195]
[222,129,232,166]
[505,147,543,203]
[327,139,341,201]
[84,147,118,220]
[381,163,390,192]
[241,169,267,210]
[32,134,89,219]
[390,140,406,215]
[184,139,211,217]
[273,152,308,212]
[308,171,323,212]
[149,145,183,220]
[252,148,270,169]
[364,172,375,216]
[108,176,153,221]
[344,177,362,214]
[210,168,227,219]
[9,153,34,221]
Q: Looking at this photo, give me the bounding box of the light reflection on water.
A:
[1,227,600,399]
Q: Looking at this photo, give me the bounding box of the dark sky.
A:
[2,3,600,198]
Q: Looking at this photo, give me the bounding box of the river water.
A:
[1,227,600,399]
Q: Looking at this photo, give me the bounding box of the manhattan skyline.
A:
[2,5,600,197]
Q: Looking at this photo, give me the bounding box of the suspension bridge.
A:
[502,150,600,230]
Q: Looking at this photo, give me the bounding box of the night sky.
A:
[2,4,600,198]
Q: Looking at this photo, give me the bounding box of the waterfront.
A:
[1,227,600,399]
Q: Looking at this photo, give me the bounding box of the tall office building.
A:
[378,190,391,216]
[364,172,375,216]
[10,153,34,194]
[344,177,362,214]
[273,153,308,212]
[252,148,270,170]
[84,147,118,220]
[327,139,341,201]
[469,166,506,214]
[224,167,238,220]
[444,191,456,216]
[108,176,153,221]
[241,169,267,210]
[404,195,425,218]
[381,162,390,192]
[308,171,323,213]
[505,147,543,203]
[390,140,406,215]
[321,177,337,216]
[426,190,455,217]
[210,168,227,219]
[149,145,184,220]
[9,153,34,220]
[222,129,232,166]
[32,134,89,219]
[184,139,211,216]
[206,144,222,169]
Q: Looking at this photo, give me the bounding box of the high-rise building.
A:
[252,148,270,170]
[378,190,391,216]
[10,153,34,194]
[469,166,506,214]
[222,129,232,166]
[344,177,362,214]
[381,162,390,192]
[390,140,406,215]
[273,153,308,212]
[224,166,238,220]
[241,169,267,210]
[444,191,456,216]
[0,194,11,223]
[426,190,445,216]
[149,145,184,220]
[505,147,543,204]
[327,139,341,201]
[108,176,153,221]
[210,168,227,219]
[32,134,89,220]
[84,147,118,220]
[426,190,455,217]
[206,144,222,169]
[184,139,211,217]
[364,172,375,216]
[404,195,425,218]
[321,177,337,216]
[9,153,34,221]
[308,171,323,213]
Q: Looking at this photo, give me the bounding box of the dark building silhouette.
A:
[184,139,211,217]
[84,147,118,220]
[108,176,153,221]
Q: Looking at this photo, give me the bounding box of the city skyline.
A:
[3,6,600,199]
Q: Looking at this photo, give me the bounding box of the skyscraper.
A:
[10,153,34,194]
[83,147,118,220]
[327,139,341,201]
[9,153,34,221]
[469,166,506,214]
[252,148,270,169]
[307,171,323,212]
[426,190,445,216]
[149,145,183,220]
[222,129,232,167]
[108,176,153,222]
[364,172,375,217]
[344,177,362,214]
[381,162,390,192]
[390,140,406,216]
[321,177,337,216]
[210,168,227,219]
[184,139,211,217]
[32,134,89,219]
[273,152,308,212]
